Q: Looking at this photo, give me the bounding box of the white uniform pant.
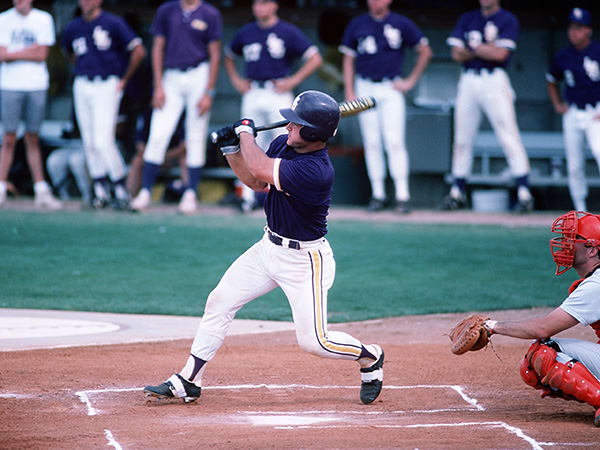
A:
[552,338,600,381]
[143,63,210,168]
[240,83,292,203]
[562,104,600,211]
[73,76,126,181]
[451,69,530,179]
[190,232,364,364]
[355,77,409,202]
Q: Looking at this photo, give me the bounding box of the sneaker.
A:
[367,198,385,212]
[240,199,257,213]
[440,194,467,210]
[34,190,63,210]
[394,200,410,214]
[143,373,201,403]
[111,197,131,211]
[131,189,151,212]
[178,189,197,215]
[515,198,534,213]
[92,196,109,210]
[359,345,384,404]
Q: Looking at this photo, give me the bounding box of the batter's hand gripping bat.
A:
[210,96,376,144]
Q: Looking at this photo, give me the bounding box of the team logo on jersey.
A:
[584,56,600,82]
[358,35,377,54]
[466,31,482,49]
[72,37,88,56]
[10,29,35,47]
[484,21,499,43]
[383,25,402,49]
[93,26,111,51]
[191,19,207,31]
[243,42,262,62]
[266,33,285,59]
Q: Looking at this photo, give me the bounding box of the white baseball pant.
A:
[552,338,600,381]
[451,69,530,178]
[189,232,364,371]
[562,104,600,211]
[355,77,409,202]
[240,82,292,204]
[143,62,210,168]
[72,76,126,181]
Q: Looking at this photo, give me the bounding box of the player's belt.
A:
[267,229,301,250]
[463,67,500,75]
[251,80,273,88]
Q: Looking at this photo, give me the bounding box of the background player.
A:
[444,0,533,212]
[224,0,322,212]
[547,8,600,213]
[62,0,145,210]
[454,210,600,427]
[339,0,432,213]
[0,0,62,209]
[130,0,222,215]
[143,90,384,406]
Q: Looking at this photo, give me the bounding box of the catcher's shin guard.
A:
[521,340,600,425]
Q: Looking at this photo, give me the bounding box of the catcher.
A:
[450,210,600,427]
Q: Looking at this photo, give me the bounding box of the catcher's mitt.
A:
[448,314,492,355]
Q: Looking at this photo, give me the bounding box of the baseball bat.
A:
[255,96,377,132]
[210,96,376,144]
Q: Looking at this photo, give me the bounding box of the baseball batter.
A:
[130,0,222,214]
[339,0,432,213]
[62,0,145,209]
[547,8,600,213]
[452,210,600,427]
[144,91,385,406]
[224,0,322,212]
[444,0,533,212]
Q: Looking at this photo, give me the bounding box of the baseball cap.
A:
[569,8,592,26]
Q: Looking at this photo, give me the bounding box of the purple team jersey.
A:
[151,0,222,70]
[447,8,519,71]
[339,12,426,81]
[547,40,600,109]
[227,19,316,81]
[265,135,333,240]
[62,11,140,78]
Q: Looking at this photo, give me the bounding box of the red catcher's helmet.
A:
[550,211,600,275]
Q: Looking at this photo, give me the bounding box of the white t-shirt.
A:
[560,269,600,326]
[0,7,55,91]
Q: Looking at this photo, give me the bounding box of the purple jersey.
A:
[227,19,316,81]
[447,8,518,71]
[151,0,222,70]
[265,135,333,240]
[339,12,426,81]
[547,40,600,109]
[62,11,140,78]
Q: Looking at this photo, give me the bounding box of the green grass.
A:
[0,210,574,322]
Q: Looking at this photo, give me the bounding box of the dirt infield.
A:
[2,309,600,449]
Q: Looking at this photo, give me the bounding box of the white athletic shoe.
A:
[178,189,197,215]
[34,190,63,210]
[131,189,151,212]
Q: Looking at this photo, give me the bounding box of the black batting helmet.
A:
[279,91,340,142]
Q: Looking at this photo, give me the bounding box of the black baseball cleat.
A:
[359,346,384,404]
[440,194,467,211]
[393,200,410,214]
[514,198,534,213]
[144,373,201,403]
[367,198,386,212]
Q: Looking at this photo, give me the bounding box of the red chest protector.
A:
[569,277,600,343]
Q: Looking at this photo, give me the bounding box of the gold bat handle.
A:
[339,96,376,116]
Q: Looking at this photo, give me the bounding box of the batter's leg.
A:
[563,107,588,211]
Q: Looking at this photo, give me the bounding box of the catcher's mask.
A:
[550,210,600,275]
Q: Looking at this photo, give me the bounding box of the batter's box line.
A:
[75,384,483,416]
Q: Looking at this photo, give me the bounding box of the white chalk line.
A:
[104,429,122,450]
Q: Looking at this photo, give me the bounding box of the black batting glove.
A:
[234,118,257,137]
[212,125,240,155]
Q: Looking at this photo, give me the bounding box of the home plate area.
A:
[76,383,553,448]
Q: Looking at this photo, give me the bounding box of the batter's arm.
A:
[224,151,268,191]
[472,43,510,63]
[487,307,579,340]
[342,53,357,101]
[0,44,49,62]
[118,43,146,91]
[274,52,323,93]
[239,133,274,186]
[547,81,568,114]
[224,54,250,94]
[151,35,166,109]
[394,42,433,93]
[197,40,221,115]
